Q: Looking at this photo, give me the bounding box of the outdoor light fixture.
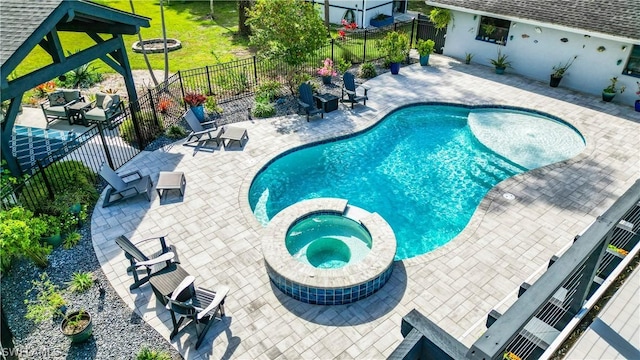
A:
[534,27,542,34]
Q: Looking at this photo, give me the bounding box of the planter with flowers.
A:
[317,58,337,85]
[183,92,207,121]
[601,77,625,102]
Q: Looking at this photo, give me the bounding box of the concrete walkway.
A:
[89,55,640,359]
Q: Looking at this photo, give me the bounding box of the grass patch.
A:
[13,1,250,78]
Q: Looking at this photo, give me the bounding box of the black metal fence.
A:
[2,18,431,210]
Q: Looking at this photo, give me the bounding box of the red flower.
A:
[183,92,206,106]
[338,30,346,39]
[157,99,172,114]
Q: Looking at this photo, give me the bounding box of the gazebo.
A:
[0,0,150,176]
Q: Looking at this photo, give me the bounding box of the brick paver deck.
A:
[91,55,640,359]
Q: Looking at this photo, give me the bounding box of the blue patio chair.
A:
[297,83,324,122]
[341,72,368,109]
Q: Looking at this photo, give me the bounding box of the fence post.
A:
[253,56,258,85]
[147,88,162,130]
[409,18,415,49]
[363,29,368,63]
[331,38,335,62]
[128,102,146,149]
[178,70,186,112]
[205,66,213,96]
[36,159,55,200]
[97,122,115,170]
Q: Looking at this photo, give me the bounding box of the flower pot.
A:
[635,100,640,112]
[602,91,615,102]
[190,105,205,122]
[69,203,82,214]
[550,75,562,88]
[390,62,401,75]
[370,15,394,28]
[60,311,93,343]
[495,66,506,75]
[42,233,63,248]
[322,75,332,85]
[419,55,430,66]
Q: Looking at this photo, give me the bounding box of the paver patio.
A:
[91,55,640,359]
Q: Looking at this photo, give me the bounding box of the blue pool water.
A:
[249,105,585,260]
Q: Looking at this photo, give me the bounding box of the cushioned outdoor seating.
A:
[166,275,230,349]
[183,109,224,146]
[40,89,84,124]
[115,234,180,290]
[341,72,368,109]
[99,162,153,207]
[83,92,125,128]
[297,83,324,122]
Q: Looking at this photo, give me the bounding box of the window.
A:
[623,45,640,78]
[476,16,511,45]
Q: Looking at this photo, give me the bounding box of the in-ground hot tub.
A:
[262,198,396,305]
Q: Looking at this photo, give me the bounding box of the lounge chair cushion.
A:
[83,108,108,121]
[103,95,113,109]
[95,92,107,108]
[62,89,80,103]
[48,91,67,106]
[44,105,67,117]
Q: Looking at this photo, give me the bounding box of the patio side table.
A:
[314,93,339,113]
[149,264,190,306]
[67,101,92,126]
[221,126,249,148]
[156,171,186,198]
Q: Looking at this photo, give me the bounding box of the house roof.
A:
[0,0,150,70]
[426,0,640,42]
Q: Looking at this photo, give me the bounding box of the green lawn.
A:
[15,1,249,77]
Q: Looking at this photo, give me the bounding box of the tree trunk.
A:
[160,0,169,82]
[323,0,330,32]
[129,0,159,86]
[238,0,252,36]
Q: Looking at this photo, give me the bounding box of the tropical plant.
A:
[39,214,62,237]
[166,125,186,139]
[252,101,276,118]
[552,56,578,78]
[24,272,66,323]
[183,92,207,107]
[0,207,51,270]
[429,7,452,31]
[481,24,497,36]
[416,39,435,56]
[465,52,474,64]
[359,62,377,79]
[63,231,82,249]
[68,271,94,293]
[136,347,172,360]
[380,31,410,63]
[317,58,337,77]
[603,76,626,94]
[490,48,512,69]
[255,81,282,103]
[204,96,223,114]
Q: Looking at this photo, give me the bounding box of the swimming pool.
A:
[249,104,585,260]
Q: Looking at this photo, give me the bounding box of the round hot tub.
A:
[262,198,396,305]
[286,214,372,269]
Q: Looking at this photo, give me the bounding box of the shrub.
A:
[24,272,66,323]
[136,347,172,360]
[63,231,82,249]
[166,125,186,139]
[0,207,51,271]
[20,160,98,216]
[359,63,377,78]
[68,271,94,293]
[289,72,312,96]
[204,96,223,114]
[252,101,276,118]
[255,81,282,103]
[335,57,352,74]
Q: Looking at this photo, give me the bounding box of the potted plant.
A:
[370,13,393,28]
[429,7,452,32]
[602,77,625,102]
[183,92,207,121]
[635,82,640,112]
[550,56,577,87]
[489,48,512,74]
[40,214,63,248]
[317,58,337,85]
[416,39,435,66]
[60,310,93,343]
[380,31,410,75]
[464,52,474,65]
[481,24,497,41]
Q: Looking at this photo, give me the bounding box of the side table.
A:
[156,171,186,199]
[314,93,339,113]
[67,101,92,126]
[149,265,190,306]
[221,126,249,148]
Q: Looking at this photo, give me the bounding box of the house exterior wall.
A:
[441,10,638,107]
[312,0,393,28]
